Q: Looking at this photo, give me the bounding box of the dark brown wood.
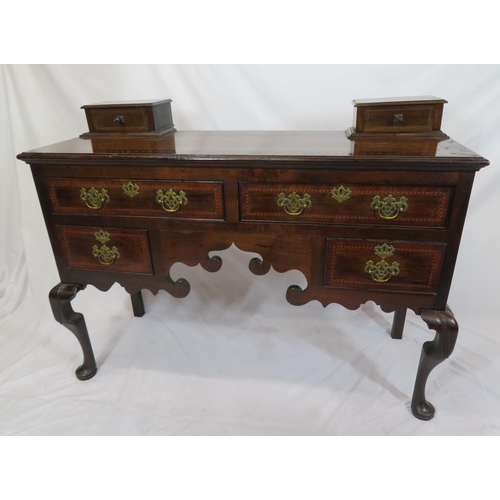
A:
[349,96,448,139]
[411,305,458,420]
[80,99,175,138]
[18,107,490,420]
[47,178,224,219]
[352,96,448,106]
[57,225,153,274]
[49,282,97,380]
[391,308,407,339]
[350,137,441,155]
[17,131,488,168]
[240,182,452,227]
[324,239,445,293]
[130,290,145,317]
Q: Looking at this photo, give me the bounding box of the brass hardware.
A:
[80,187,110,210]
[331,185,351,203]
[374,243,395,259]
[92,244,120,265]
[371,194,408,220]
[92,230,120,265]
[94,229,110,244]
[365,243,400,283]
[394,114,404,124]
[114,115,125,125]
[365,259,400,282]
[122,181,139,198]
[156,188,188,212]
[277,192,312,216]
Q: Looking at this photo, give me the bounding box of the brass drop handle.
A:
[371,194,408,220]
[114,115,125,125]
[277,192,312,216]
[92,230,120,266]
[364,243,400,283]
[80,187,110,210]
[156,189,188,212]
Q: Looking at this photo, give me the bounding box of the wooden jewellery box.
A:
[80,99,175,138]
[346,96,448,139]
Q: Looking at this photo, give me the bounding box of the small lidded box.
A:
[346,96,448,139]
[80,99,175,138]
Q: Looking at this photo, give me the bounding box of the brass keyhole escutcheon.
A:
[80,187,110,210]
[122,181,140,198]
[277,192,312,216]
[156,189,188,212]
[331,185,351,203]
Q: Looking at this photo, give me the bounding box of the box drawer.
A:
[325,238,445,293]
[240,182,452,227]
[47,179,224,220]
[57,225,153,274]
[361,105,438,133]
[89,107,149,133]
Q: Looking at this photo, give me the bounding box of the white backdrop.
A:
[1,65,500,438]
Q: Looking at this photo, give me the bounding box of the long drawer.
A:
[239,182,452,227]
[46,178,224,220]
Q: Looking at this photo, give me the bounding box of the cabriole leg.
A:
[411,305,458,420]
[49,282,97,381]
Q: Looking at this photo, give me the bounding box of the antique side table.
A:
[17,99,489,420]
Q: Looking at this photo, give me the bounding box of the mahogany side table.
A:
[18,115,489,420]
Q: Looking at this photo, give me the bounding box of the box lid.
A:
[352,96,447,107]
[81,99,172,109]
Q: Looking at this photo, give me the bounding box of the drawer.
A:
[240,183,452,227]
[88,107,150,133]
[361,105,438,133]
[325,238,445,293]
[57,225,153,274]
[46,179,224,220]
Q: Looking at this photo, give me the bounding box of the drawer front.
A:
[88,107,149,133]
[57,226,153,274]
[325,238,445,293]
[47,179,224,220]
[240,183,451,227]
[360,105,436,133]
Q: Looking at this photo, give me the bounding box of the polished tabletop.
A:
[18,131,489,169]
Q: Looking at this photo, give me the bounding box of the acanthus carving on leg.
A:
[49,282,97,381]
[411,305,458,420]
